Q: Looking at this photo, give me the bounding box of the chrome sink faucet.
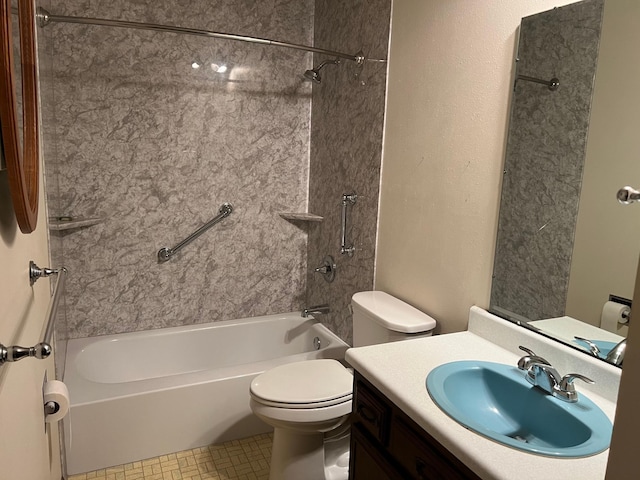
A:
[517,346,552,370]
[517,346,594,403]
[605,338,626,366]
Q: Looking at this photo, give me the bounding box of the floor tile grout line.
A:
[67,433,273,480]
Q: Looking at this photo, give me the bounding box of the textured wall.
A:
[0,2,62,475]
[376,0,580,335]
[491,0,604,321]
[306,0,391,345]
[566,0,640,327]
[45,0,314,338]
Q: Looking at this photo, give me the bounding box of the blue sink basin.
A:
[426,361,612,457]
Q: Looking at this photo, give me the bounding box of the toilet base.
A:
[268,426,350,480]
[324,425,350,480]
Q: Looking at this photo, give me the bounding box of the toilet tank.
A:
[352,291,437,347]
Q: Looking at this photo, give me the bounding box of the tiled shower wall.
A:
[44,0,391,348]
[306,0,391,345]
[45,0,314,339]
[490,0,604,321]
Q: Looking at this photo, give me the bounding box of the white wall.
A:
[376,0,577,333]
[598,0,640,475]
[0,164,62,477]
[566,0,640,330]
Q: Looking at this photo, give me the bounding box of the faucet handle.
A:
[518,346,536,356]
[573,336,601,357]
[517,346,551,370]
[557,373,595,402]
[559,373,594,390]
[313,256,336,283]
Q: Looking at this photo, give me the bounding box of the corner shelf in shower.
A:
[278,212,324,222]
[49,216,104,231]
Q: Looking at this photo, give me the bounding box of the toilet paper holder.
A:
[44,401,60,416]
[608,294,631,324]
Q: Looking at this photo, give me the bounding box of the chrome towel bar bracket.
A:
[158,203,233,262]
[617,186,640,204]
[0,262,67,365]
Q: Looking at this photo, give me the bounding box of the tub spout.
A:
[302,304,330,317]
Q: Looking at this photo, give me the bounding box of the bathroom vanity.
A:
[350,372,480,479]
[345,307,620,480]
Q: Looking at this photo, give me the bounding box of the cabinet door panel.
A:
[390,417,478,480]
[350,425,402,480]
[353,378,391,445]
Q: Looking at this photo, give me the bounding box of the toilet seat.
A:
[250,359,353,409]
[251,393,352,409]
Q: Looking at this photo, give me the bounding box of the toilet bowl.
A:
[250,359,353,480]
[249,291,437,480]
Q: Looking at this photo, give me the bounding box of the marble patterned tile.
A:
[44,0,313,338]
[42,0,391,343]
[306,0,391,345]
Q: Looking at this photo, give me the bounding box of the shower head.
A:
[303,58,340,84]
[303,68,321,83]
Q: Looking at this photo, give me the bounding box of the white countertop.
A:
[345,307,619,480]
[529,316,624,346]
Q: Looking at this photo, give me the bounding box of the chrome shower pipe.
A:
[37,8,366,65]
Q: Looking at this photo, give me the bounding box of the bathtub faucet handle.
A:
[302,304,331,318]
[314,256,336,283]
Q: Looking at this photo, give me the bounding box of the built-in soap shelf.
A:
[49,216,104,231]
[278,212,324,222]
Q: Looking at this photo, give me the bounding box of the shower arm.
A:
[36,8,374,65]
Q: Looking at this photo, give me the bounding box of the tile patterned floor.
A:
[67,433,273,480]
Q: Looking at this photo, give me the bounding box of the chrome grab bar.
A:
[0,262,67,365]
[341,193,357,256]
[158,203,233,262]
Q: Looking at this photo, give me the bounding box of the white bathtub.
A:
[63,312,349,475]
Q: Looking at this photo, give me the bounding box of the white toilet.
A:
[249,291,437,480]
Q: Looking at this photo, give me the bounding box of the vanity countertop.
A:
[345,307,619,480]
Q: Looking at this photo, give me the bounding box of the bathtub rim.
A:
[63,312,349,405]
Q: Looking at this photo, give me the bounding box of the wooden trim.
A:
[0,0,40,233]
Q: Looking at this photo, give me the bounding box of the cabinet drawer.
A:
[389,417,480,480]
[353,379,391,445]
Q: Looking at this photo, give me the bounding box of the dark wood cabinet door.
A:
[350,425,402,480]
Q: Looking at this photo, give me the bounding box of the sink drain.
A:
[508,433,529,443]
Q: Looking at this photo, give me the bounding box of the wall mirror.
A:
[490,0,636,366]
[0,0,40,233]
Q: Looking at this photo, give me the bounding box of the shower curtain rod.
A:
[36,8,369,65]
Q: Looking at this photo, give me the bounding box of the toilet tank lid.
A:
[352,291,436,333]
